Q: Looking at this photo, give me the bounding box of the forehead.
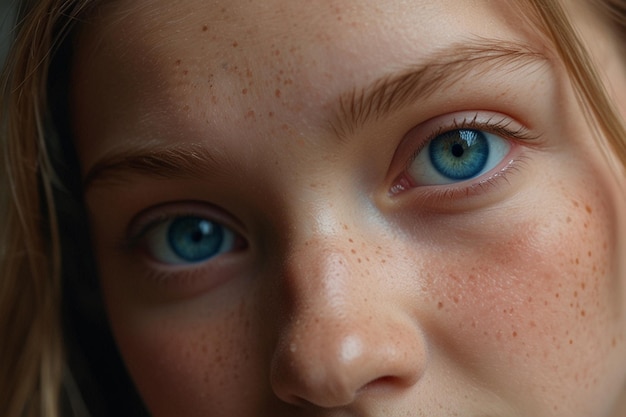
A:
[71,0,544,169]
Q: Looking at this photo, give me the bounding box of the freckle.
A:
[241,88,248,95]
[569,339,573,345]
[585,205,592,214]
[202,25,208,31]
[268,111,274,117]
[587,250,592,257]
[581,282,586,290]
[275,89,281,98]
[566,216,572,223]
[351,249,356,254]
[348,238,353,243]
[572,200,579,208]
[232,41,238,47]
[612,337,617,347]
[580,310,586,317]
[555,292,559,298]
[574,291,578,298]
[575,258,579,265]
[512,331,518,337]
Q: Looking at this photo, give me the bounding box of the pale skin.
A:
[71,0,626,416]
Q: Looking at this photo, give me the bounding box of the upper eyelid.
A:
[423,114,539,143]
[402,112,539,169]
[122,201,244,247]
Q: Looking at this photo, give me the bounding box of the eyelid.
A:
[122,201,245,250]
[389,111,537,199]
[406,112,539,166]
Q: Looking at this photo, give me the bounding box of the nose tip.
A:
[270,317,426,408]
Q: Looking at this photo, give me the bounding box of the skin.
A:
[71,0,626,416]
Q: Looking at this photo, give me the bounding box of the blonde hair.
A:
[0,1,624,416]
[1,2,96,416]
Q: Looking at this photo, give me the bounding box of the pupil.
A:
[451,143,464,157]
[191,230,204,242]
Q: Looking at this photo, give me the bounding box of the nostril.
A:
[357,375,409,396]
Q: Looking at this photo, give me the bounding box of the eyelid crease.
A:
[332,38,549,139]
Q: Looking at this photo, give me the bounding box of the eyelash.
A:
[118,203,246,284]
[390,114,537,200]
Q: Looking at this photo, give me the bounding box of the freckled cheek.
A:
[425,196,618,390]
[109,308,259,416]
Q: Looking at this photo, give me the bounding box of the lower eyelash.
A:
[410,155,528,204]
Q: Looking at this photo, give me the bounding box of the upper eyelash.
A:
[406,114,538,170]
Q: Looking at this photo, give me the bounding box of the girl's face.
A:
[72,0,626,416]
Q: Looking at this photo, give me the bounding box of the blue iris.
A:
[167,217,226,262]
[428,129,489,180]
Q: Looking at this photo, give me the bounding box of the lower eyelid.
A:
[390,150,527,207]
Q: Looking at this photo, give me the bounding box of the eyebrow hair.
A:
[83,143,231,189]
[331,39,548,137]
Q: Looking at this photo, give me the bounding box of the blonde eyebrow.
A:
[332,39,548,137]
[83,143,231,190]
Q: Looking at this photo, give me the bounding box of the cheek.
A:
[105,297,263,417]
[422,177,625,413]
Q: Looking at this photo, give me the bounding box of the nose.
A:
[270,238,427,408]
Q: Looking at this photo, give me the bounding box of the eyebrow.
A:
[331,39,548,137]
[84,39,548,190]
[83,143,231,189]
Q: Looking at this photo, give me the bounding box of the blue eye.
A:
[143,216,238,264]
[408,129,510,185]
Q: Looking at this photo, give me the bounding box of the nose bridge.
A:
[270,222,426,408]
[285,234,360,313]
